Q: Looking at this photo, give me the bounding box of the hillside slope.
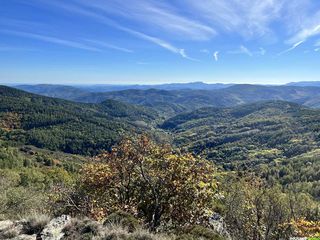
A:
[0,85,160,155]
[161,101,320,167]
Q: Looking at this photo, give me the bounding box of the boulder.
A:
[40,215,71,240]
[0,220,14,232]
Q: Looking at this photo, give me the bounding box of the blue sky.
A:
[1,0,320,85]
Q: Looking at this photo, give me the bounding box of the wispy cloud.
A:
[74,0,216,41]
[278,40,304,55]
[1,30,101,51]
[29,0,197,60]
[284,0,320,45]
[240,46,253,56]
[213,51,219,61]
[22,0,320,45]
[288,24,320,44]
[228,45,253,57]
[181,0,284,39]
[180,0,320,47]
[227,45,268,57]
[84,39,133,53]
[178,49,199,61]
[11,0,320,59]
[124,28,196,59]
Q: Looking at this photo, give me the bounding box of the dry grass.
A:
[62,217,102,240]
[0,228,19,239]
[98,225,173,240]
[22,214,50,235]
[61,216,224,240]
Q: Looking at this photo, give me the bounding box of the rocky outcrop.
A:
[1,215,227,240]
[40,215,71,240]
[0,220,14,232]
[0,216,71,240]
[209,213,232,240]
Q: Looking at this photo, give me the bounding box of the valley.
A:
[0,84,319,239]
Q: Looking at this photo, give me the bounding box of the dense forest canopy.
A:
[0,86,161,156]
[161,101,320,163]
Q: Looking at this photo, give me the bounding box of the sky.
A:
[1,0,320,85]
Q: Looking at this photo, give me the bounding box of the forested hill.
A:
[76,89,200,117]
[74,84,320,116]
[4,84,320,162]
[13,84,88,101]
[0,85,160,155]
[161,101,320,167]
[12,84,320,118]
[219,84,320,107]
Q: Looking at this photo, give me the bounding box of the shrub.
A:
[104,211,140,232]
[63,218,101,240]
[79,136,217,230]
[100,225,129,240]
[0,185,47,220]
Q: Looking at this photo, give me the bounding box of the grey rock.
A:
[0,220,14,232]
[209,213,232,240]
[0,220,28,239]
[12,234,37,240]
[40,215,71,240]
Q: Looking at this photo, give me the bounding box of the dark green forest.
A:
[0,85,161,155]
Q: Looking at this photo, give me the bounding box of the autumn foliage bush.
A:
[67,136,217,230]
[285,218,320,238]
[223,175,320,239]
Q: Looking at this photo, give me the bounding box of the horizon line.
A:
[1,80,317,86]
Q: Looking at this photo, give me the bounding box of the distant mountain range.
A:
[13,84,89,100]
[13,81,320,95]
[73,82,234,92]
[14,82,233,94]
[286,81,320,87]
[11,82,320,117]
